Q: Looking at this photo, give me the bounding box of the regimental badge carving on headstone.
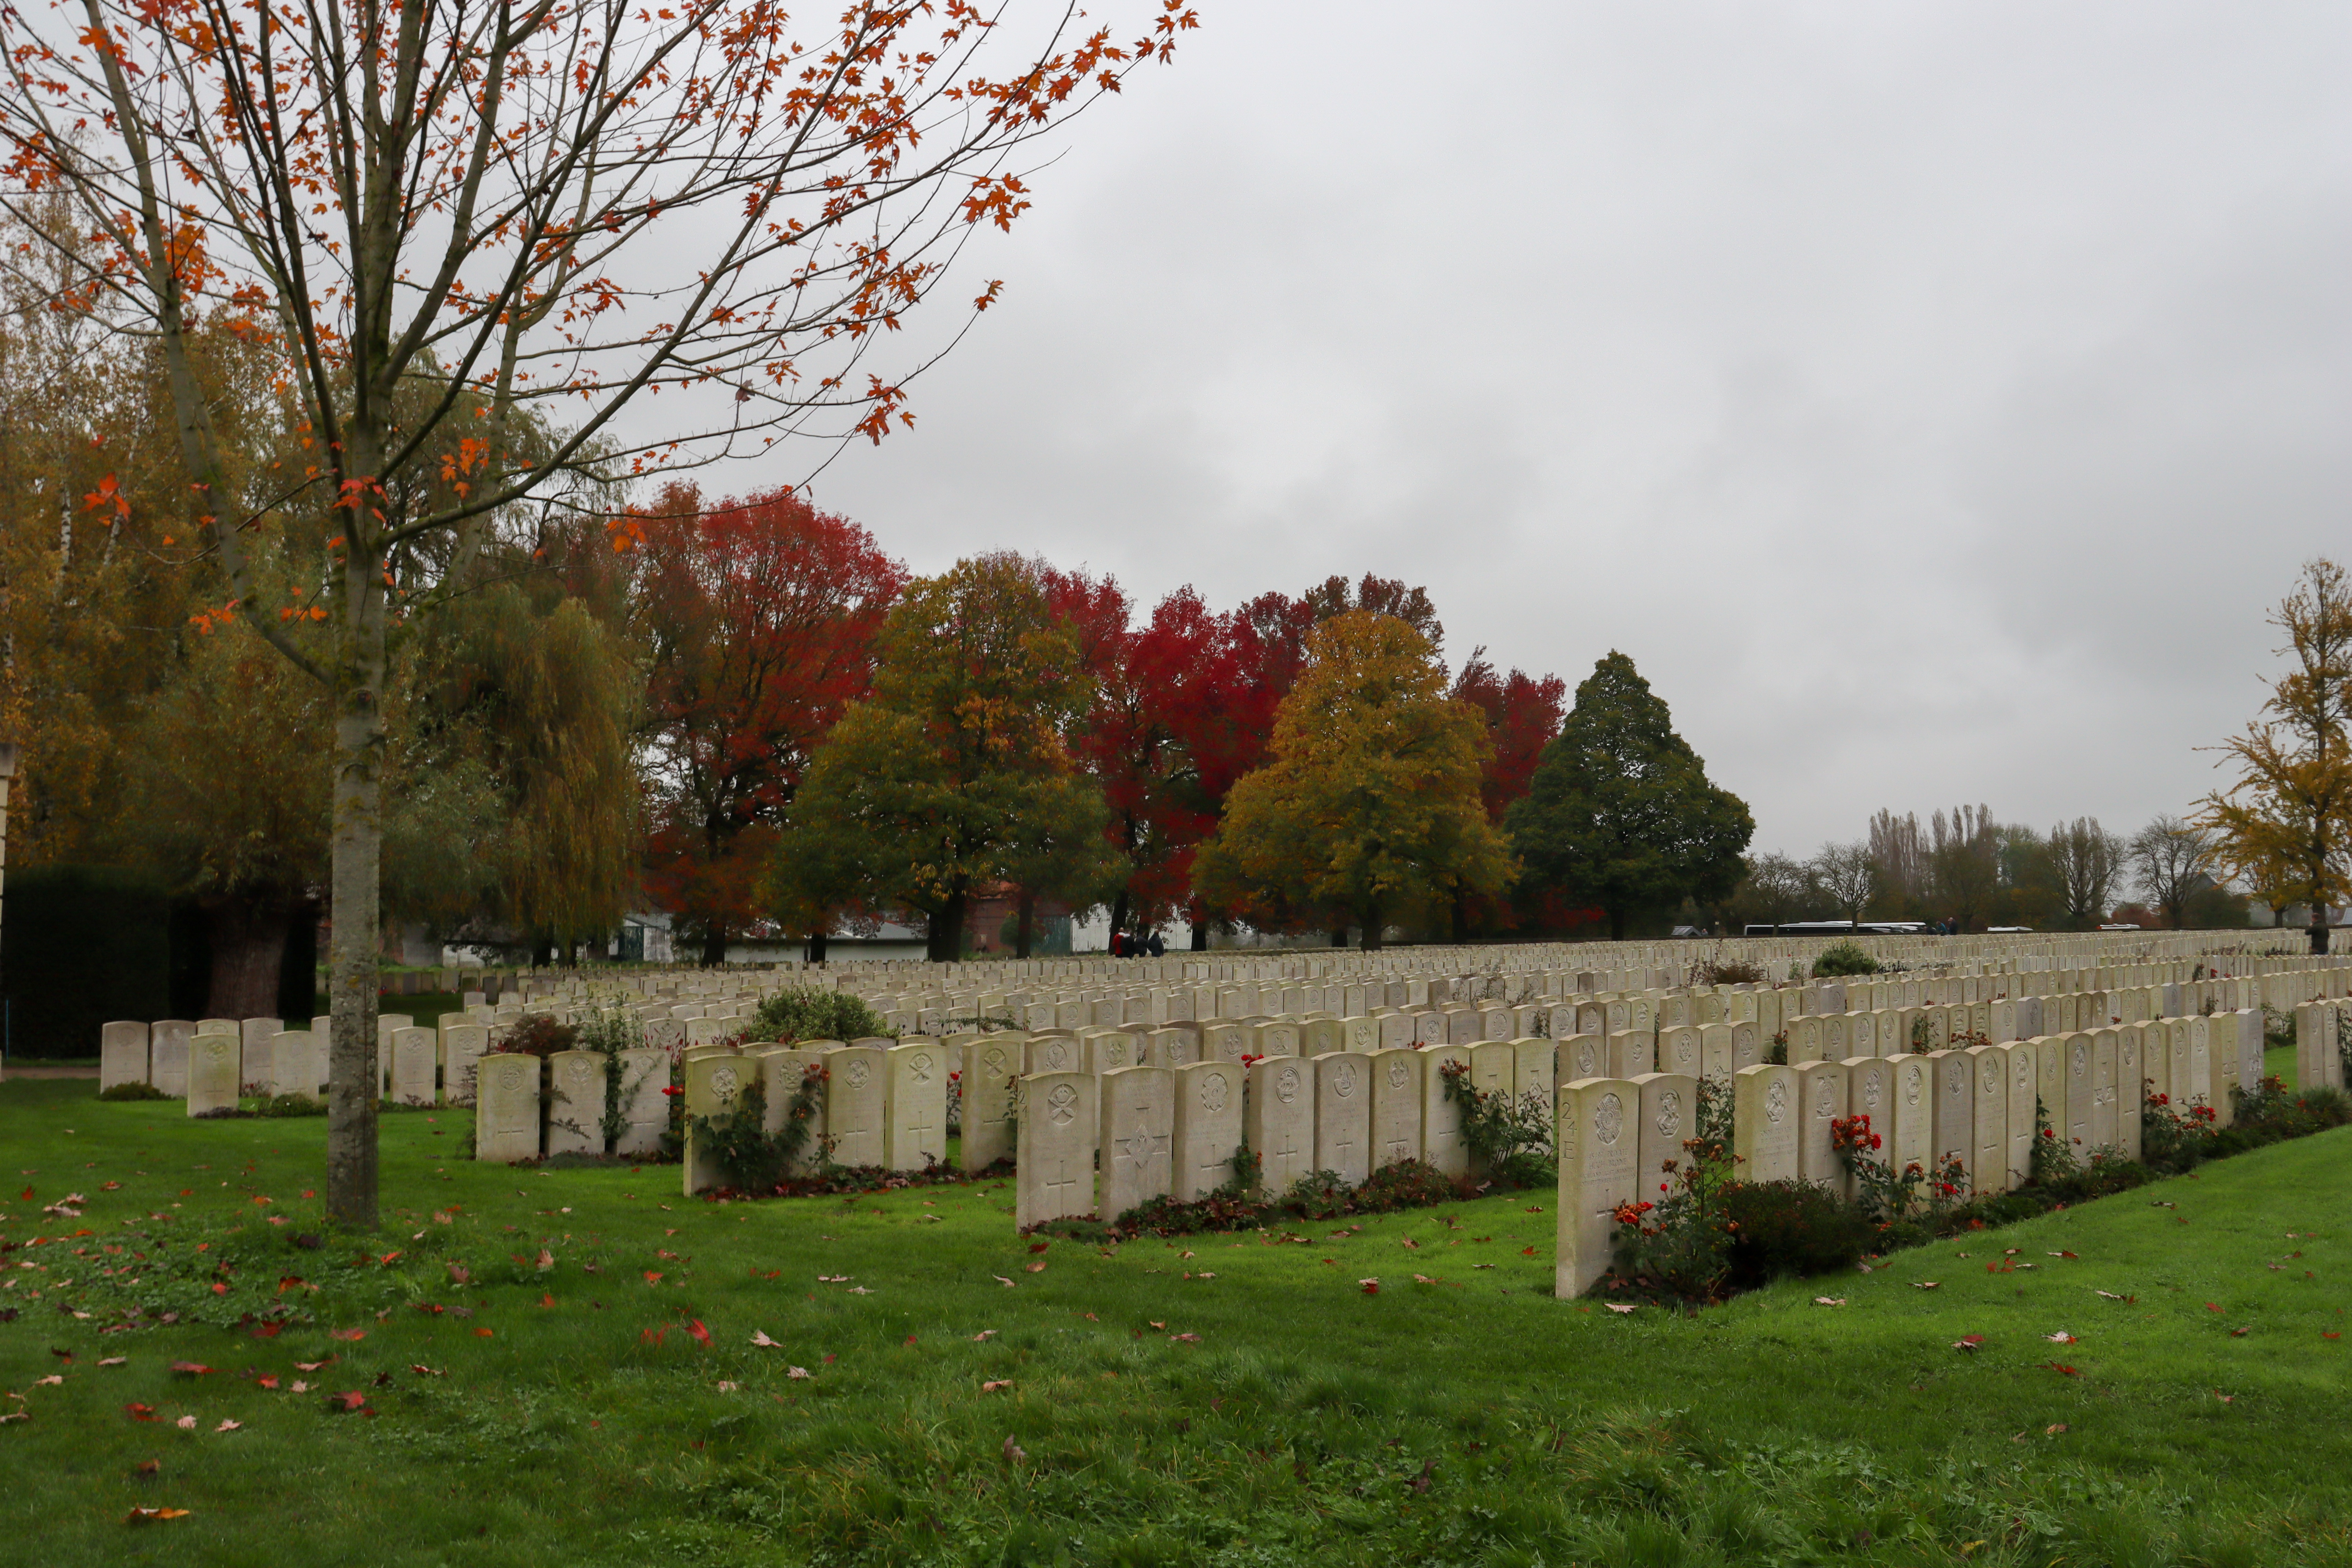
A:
[1276,1065,1301,1105]
[501,1061,528,1092]
[1656,1089,1682,1141]
[1980,1058,1998,1089]
[984,1048,1006,1074]
[844,1060,869,1091]
[2016,1058,2031,1091]
[1333,1061,1357,1097]
[1576,1040,1598,1076]
[1045,1041,1070,1071]
[2071,1043,2087,1077]
[911,1052,934,1082]
[567,1058,595,1090]
[1904,1063,1924,1105]
[712,1065,740,1099]
[1766,1078,1789,1124]
[1863,1075,1883,1110]
[1046,1082,1078,1126]
[1945,1062,1966,1093]
[1201,1071,1229,1113]
[1387,1058,1408,1090]
[1815,1079,1836,1118]
[1594,1091,1623,1146]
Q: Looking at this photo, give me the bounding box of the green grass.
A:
[2,1079,2348,1566]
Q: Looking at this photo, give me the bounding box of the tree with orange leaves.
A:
[2198,559,2352,953]
[0,0,1194,1226]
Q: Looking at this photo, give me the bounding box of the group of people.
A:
[1107,929,1167,958]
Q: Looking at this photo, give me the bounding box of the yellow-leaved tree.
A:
[1194,611,1513,949]
[2198,558,2352,953]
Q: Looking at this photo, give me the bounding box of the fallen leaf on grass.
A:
[407,1365,444,1377]
[1606,1303,1638,1315]
[685,1319,711,1348]
[2230,1327,2250,1338]
[1028,1241,1050,1254]
[125,1507,190,1524]
[124,1402,156,1420]
[2214,1391,2235,1404]
[173,1415,196,1430]
[214,1419,240,1433]
[1472,1263,1496,1270]
[2094,1290,2135,1302]
[169,1362,211,1377]
[2205,1302,2223,1313]
[1413,1274,1437,1285]
[294,1359,333,1372]
[1025,1262,1046,1274]
[327,1391,369,1413]
[642,1272,663,1285]
[2044,1332,2077,1344]
[473,1328,494,1338]
[786,1366,811,1380]
[2326,1332,2342,1340]
[289,1381,309,1394]
[1813,1297,1846,1307]
[1521,1246,1537,1257]
[715,1381,739,1393]
[97,1357,126,1367]
[1953,1335,1984,1353]
[535,1249,554,1272]
[1912,1281,1940,1291]
[34,1376,64,1388]
[328,1329,364,1343]
[848,1286,871,1296]
[1358,1278,1380,1295]
[445,1263,470,1286]
[750,1330,780,1348]
[2042,1363,2079,1377]
[993,1276,1016,1288]
[982,1380,1013,1392]
[1171,1332,1202,1344]
[2047,1251,2077,1259]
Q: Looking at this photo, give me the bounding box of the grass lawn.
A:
[1,1079,2347,1567]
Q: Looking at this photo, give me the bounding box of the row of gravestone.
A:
[98,1017,500,1108]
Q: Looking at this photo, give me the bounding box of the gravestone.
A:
[615,1047,671,1156]
[100,1021,149,1091]
[682,1053,750,1192]
[2089,1029,2120,1151]
[238,1018,280,1093]
[1146,1027,1199,1068]
[442,1024,489,1105]
[1514,1038,1557,1119]
[1793,1060,1850,1194]
[2296,1003,2343,1091]
[886,1041,949,1170]
[1786,1016,1824,1065]
[1928,1049,1973,1191]
[1015,1072,1099,1229]
[2060,1033,2094,1154]
[1087,1029,1141,1073]
[1420,1045,1472,1177]
[390,1027,439,1107]
[1886,1051,1933,1177]
[1370,1048,1424,1169]
[1631,1071,1698,1207]
[1657,1025,1702,1079]
[1467,1040,1514,1102]
[2003,1041,2038,1190]
[957,1037,1021,1171]
[2228,1009,2265,1101]
[1731,1064,1797,1183]
[149,1019,195,1097]
[1172,1060,1244,1200]
[1245,1056,1315,1194]
[1606,1031,1655,1077]
[1847,1056,1895,1185]
[475,1053,544,1163]
[546,1050,608,1154]
[1556,1077,1638,1299]
[1201,1022,1249,1062]
[1557,1033,1605,1083]
[1100,1065,1175,1220]
[186,1033,240,1116]
[825,1045,889,1167]
[1312,1052,1373,1186]
[2114,1027,2145,1162]
[1729,1019,1762,1074]
[1965,1044,2008,1195]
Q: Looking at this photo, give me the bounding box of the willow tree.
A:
[0,0,1193,1227]
[2200,559,2352,953]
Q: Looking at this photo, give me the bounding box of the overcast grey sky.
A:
[766,2,2349,858]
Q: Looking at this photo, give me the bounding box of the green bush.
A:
[749,985,896,1044]
[1719,1180,1877,1289]
[97,1081,171,1102]
[1810,940,1880,977]
[260,1093,326,1117]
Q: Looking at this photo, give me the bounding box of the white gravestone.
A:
[1100,1065,1175,1220]
[1793,1060,1851,1194]
[1731,1064,1798,1183]
[1846,1056,1896,1188]
[545,1050,607,1155]
[1419,1045,1472,1177]
[1555,1077,1637,1299]
[475,1053,544,1164]
[825,1046,889,1167]
[1015,1072,1098,1229]
[1244,1056,1316,1194]
[1963,1045,2008,1196]
[149,1020,195,1098]
[1927,1050,1973,1190]
[1606,1031,1655,1078]
[2114,1028,2144,1161]
[100,1021,150,1091]
[442,1024,489,1105]
[1370,1049,1424,1169]
[2002,1042,2038,1190]
[1631,1072,1697,1209]
[1514,1039,1556,1121]
[1657,1026,1702,1080]
[1172,1060,1244,1200]
[886,1042,949,1171]
[238,1018,280,1093]
[1312,1052,1373,1186]
[615,1047,671,1156]
[1557,1033,1605,1084]
[957,1037,1020,1171]
[186,1033,240,1117]
[2089,1030,2120,1151]
[390,1027,440,1107]
[1026,1035,1081,1076]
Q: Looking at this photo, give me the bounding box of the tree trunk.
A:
[1015,890,1035,960]
[1189,915,1208,951]
[532,930,553,967]
[1450,885,1466,945]
[927,891,966,963]
[205,892,290,1020]
[807,930,828,964]
[2311,916,2330,955]
[326,539,389,1232]
[1108,888,1131,956]
[1330,927,1349,948]
[699,919,728,966]
[1609,906,1627,942]
[1359,903,1384,952]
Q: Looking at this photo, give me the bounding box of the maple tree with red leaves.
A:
[635,486,905,965]
[0,0,1195,1227]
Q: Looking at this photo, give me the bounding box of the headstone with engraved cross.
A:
[1015,1071,1099,1229]
[886,1040,948,1171]
[1100,1065,1175,1220]
[1244,1056,1315,1195]
[1312,1051,1373,1186]
[1172,1059,1244,1200]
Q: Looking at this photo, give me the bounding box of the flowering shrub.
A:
[1437,1059,1555,1186]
